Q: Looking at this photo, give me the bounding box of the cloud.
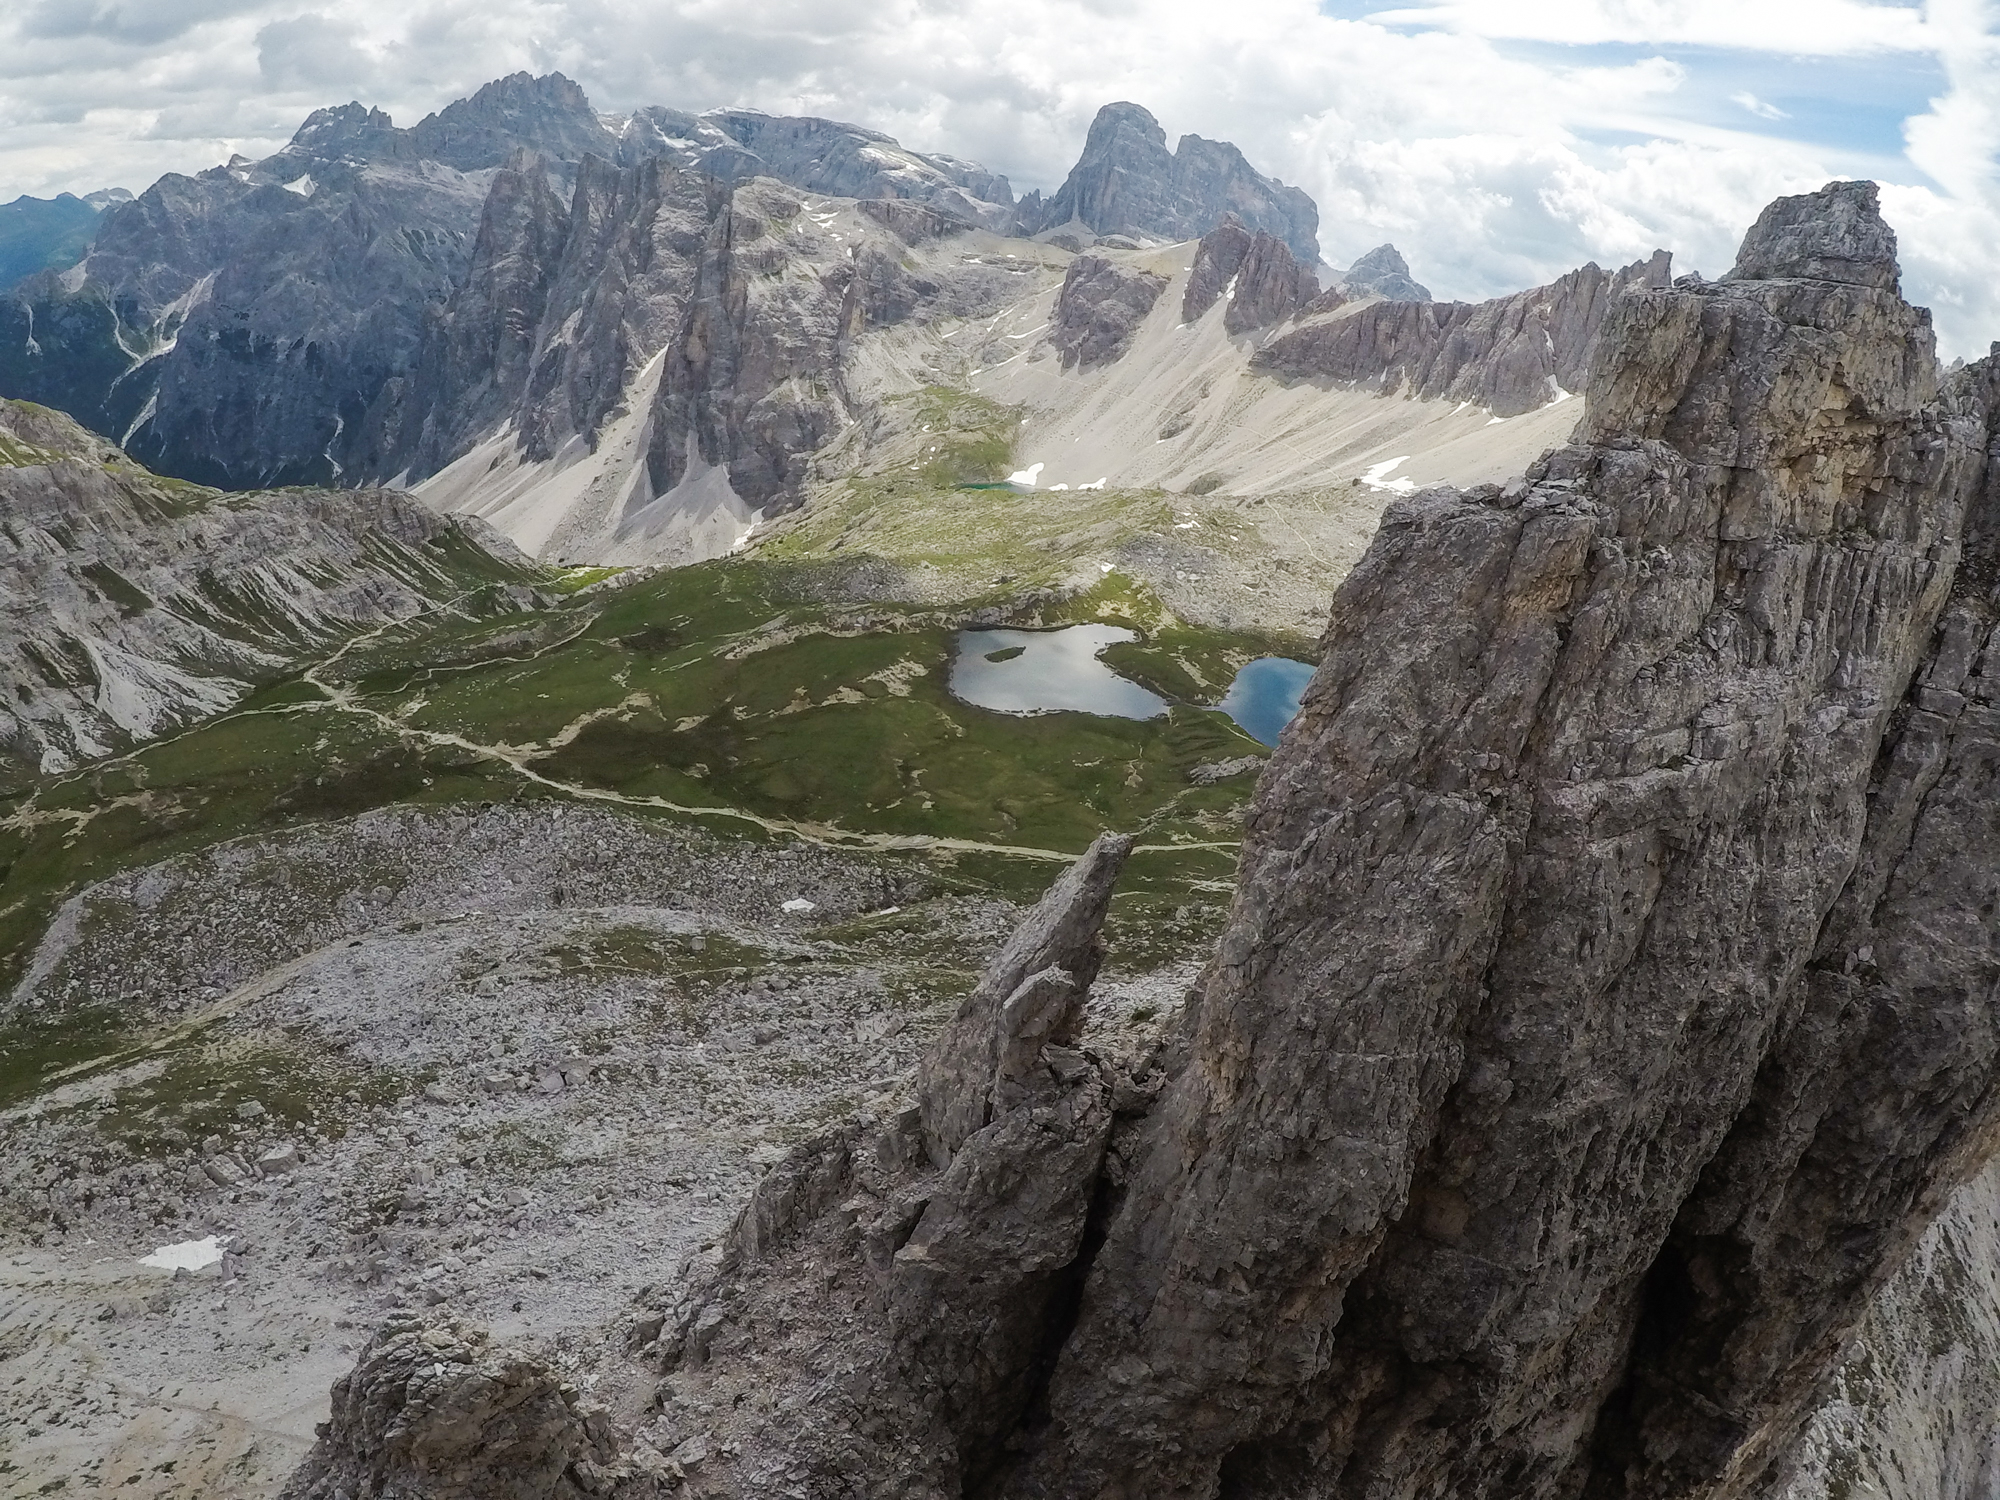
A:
[1361,1,1935,54]
[0,0,1993,355]
[18,0,269,45]
[1731,90,1790,119]
[257,13,378,91]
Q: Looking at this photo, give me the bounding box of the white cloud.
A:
[1362,0,1936,54]
[1731,90,1789,120]
[0,0,1994,356]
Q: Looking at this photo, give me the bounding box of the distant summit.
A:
[0,190,125,293]
[1017,102,1320,265]
[1341,243,1430,301]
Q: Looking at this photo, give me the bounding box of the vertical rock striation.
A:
[1050,255,1170,368]
[1254,250,1674,416]
[1181,218,1318,332]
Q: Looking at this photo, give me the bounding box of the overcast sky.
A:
[2,0,1995,355]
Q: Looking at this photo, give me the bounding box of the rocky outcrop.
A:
[1255,248,1674,416]
[1181,218,1319,331]
[1023,102,1320,265]
[1770,1159,2000,1500]
[0,74,612,489]
[1341,242,1430,301]
[391,153,720,482]
[0,398,540,779]
[287,179,2000,1500]
[408,168,1039,556]
[282,833,1148,1497]
[1049,254,1169,368]
[279,1314,666,1500]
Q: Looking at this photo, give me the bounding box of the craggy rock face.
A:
[1342,242,1431,301]
[1049,254,1169,369]
[1019,176,2000,1500]
[0,73,1026,496]
[611,107,1017,229]
[1023,101,1321,265]
[0,74,613,489]
[280,1314,666,1500]
[1257,248,1674,416]
[1182,219,1318,333]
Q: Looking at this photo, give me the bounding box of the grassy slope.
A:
[2,392,1320,1003]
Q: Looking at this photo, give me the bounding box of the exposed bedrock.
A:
[284,180,2000,1500]
[1050,254,1169,368]
[1340,242,1431,302]
[1021,101,1321,266]
[280,1314,668,1500]
[1256,247,1673,416]
[1180,218,1318,333]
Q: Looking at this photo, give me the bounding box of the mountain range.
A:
[2,72,1492,570]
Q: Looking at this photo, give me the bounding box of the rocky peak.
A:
[1049,254,1169,367]
[410,71,616,171]
[1026,101,1321,264]
[1081,99,1170,158]
[280,101,400,162]
[1181,216,1316,331]
[1255,247,1671,416]
[1343,241,1431,301]
[610,106,1014,227]
[1727,177,1900,291]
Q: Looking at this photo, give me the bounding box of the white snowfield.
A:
[139,1235,226,1272]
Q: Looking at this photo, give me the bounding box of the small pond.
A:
[950,625,1169,720]
[1217,656,1315,747]
[948,625,1315,746]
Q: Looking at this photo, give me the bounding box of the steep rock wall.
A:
[1255,249,1673,416]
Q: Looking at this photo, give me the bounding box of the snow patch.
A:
[1007,462,1044,487]
[1359,456,1419,494]
[283,174,317,198]
[140,1236,225,1272]
[119,392,158,450]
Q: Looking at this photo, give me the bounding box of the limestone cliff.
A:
[1022,102,1320,265]
[1256,249,1674,416]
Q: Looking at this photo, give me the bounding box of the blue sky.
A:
[0,0,1993,354]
